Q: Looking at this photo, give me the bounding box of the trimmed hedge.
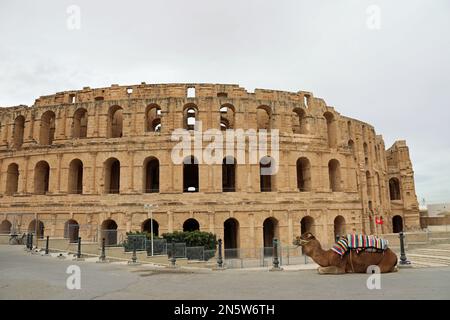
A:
[161,231,217,250]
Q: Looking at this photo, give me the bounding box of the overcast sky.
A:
[0,0,449,204]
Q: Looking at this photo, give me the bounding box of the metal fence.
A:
[222,245,311,269]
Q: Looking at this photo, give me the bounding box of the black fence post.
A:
[270,238,282,271]
[131,238,137,263]
[217,239,223,268]
[100,238,106,261]
[45,236,49,255]
[30,233,33,250]
[77,237,82,259]
[170,242,177,267]
[399,231,411,266]
[26,233,30,250]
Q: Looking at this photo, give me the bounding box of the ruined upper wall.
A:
[31,83,312,107]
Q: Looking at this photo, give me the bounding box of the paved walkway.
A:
[1,245,450,300]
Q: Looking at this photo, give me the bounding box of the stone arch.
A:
[104,158,120,194]
[366,171,372,200]
[183,156,199,192]
[64,219,79,243]
[143,157,160,193]
[348,139,355,157]
[263,217,279,251]
[28,219,44,239]
[296,157,311,192]
[376,172,382,204]
[101,219,118,246]
[389,178,401,200]
[323,112,337,148]
[13,115,25,148]
[72,108,88,138]
[142,219,159,236]
[39,110,56,145]
[183,218,200,232]
[34,161,50,194]
[363,142,369,165]
[0,220,12,234]
[260,156,276,192]
[222,156,236,192]
[220,104,235,130]
[328,159,342,192]
[68,159,83,194]
[224,218,239,254]
[333,216,346,240]
[183,104,198,130]
[108,105,123,138]
[256,105,271,130]
[392,215,403,233]
[300,216,315,235]
[146,104,162,132]
[5,163,19,195]
[292,108,307,134]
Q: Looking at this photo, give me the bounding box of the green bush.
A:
[161,231,217,250]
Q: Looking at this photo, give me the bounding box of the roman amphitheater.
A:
[0,83,420,251]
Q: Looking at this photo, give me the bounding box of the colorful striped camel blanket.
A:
[331,234,389,256]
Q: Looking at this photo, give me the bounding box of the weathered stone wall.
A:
[0,83,420,249]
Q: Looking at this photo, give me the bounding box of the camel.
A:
[293,232,398,274]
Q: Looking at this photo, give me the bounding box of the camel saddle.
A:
[331,234,389,256]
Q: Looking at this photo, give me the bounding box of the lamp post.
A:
[144,204,158,256]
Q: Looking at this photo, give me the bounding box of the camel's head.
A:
[293,232,316,247]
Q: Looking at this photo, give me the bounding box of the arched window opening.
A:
[142,219,159,236]
[389,178,401,200]
[28,219,44,239]
[34,161,50,194]
[263,217,279,254]
[104,158,120,194]
[183,156,199,192]
[224,218,239,258]
[296,157,311,192]
[222,156,236,192]
[68,159,83,194]
[184,105,198,130]
[348,140,355,158]
[183,218,200,232]
[6,163,19,195]
[220,104,235,130]
[392,215,403,233]
[328,159,342,192]
[39,111,56,145]
[257,106,271,130]
[260,156,275,192]
[300,216,315,235]
[324,112,337,148]
[363,143,369,166]
[144,157,159,193]
[292,108,307,134]
[108,106,123,138]
[72,108,88,138]
[146,105,162,132]
[366,171,372,200]
[334,216,346,240]
[64,219,79,243]
[13,115,25,148]
[101,219,118,246]
[0,220,12,234]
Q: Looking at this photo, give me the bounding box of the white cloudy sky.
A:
[0,0,449,204]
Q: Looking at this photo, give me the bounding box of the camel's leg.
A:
[317,266,346,275]
[377,250,398,273]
